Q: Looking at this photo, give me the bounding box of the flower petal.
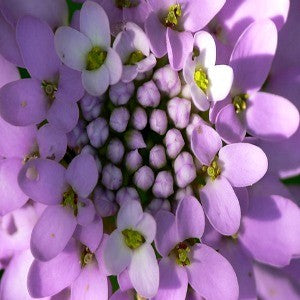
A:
[66,153,98,198]
[215,104,246,143]
[229,19,277,93]
[80,0,110,48]
[28,239,81,298]
[245,92,300,141]
[153,257,188,300]
[54,26,92,71]
[16,16,61,81]
[190,82,210,111]
[207,65,233,101]
[30,205,77,261]
[219,143,268,187]
[0,158,28,216]
[135,212,156,243]
[0,78,48,126]
[191,123,222,165]
[71,261,108,300]
[103,230,132,275]
[186,244,239,300]
[176,196,205,241]
[105,48,122,85]
[128,244,159,298]
[200,176,241,235]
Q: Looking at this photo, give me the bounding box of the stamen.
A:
[232,93,249,114]
[164,4,182,28]
[86,46,107,71]
[122,228,145,249]
[80,247,93,267]
[126,50,145,65]
[42,81,58,101]
[62,188,78,216]
[194,68,209,93]
[173,242,191,266]
[202,159,221,180]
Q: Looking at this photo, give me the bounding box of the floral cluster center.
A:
[126,50,145,65]
[172,242,191,266]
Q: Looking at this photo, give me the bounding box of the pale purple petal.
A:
[105,48,122,85]
[135,212,156,243]
[128,243,159,298]
[77,198,95,226]
[200,176,241,235]
[117,200,143,230]
[30,205,77,261]
[28,239,81,298]
[219,143,268,187]
[190,82,210,111]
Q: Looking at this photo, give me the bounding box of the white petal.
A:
[194,31,216,68]
[190,82,210,111]
[117,200,144,230]
[105,48,122,85]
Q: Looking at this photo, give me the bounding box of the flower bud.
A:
[150,109,167,135]
[67,119,89,149]
[110,107,130,133]
[146,198,171,216]
[102,163,123,190]
[116,187,140,206]
[164,129,184,158]
[149,145,166,169]
[173,186,194,213]
[109,81,135,106]
[174,152,196,188]
[186,114,205,140]
[132,107,147,130]
[125,130,146,149]
[107,138,125,164]
[80,93,104,121]
[152,171,174,198]
[153,64,181,97]
[133,166,154,191]
[87,117,109,148]
[168,97,191,129]
[81,145,102,173]
[125,150,142,172]
[94,187,118,217]
[137,80,160,107]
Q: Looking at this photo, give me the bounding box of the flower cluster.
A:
[0,0,300,299]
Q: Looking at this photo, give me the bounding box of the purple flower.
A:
[154,196,238,299]
[125,130,146,149]
[54,1,122,96]
[103,200,159,298]
[113,22,156,82]
[183,31,233,111]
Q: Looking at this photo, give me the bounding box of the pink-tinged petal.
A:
[31,205,77,261]
[219,143,268,187]
[186,244,239,300]
[74,217,103,252]
[207,65,233,101]
[28,239,81,298]
[0,78,48,126]
[0,158,28,216]
[0,14,23,66]
[80,1,110,48]
[183,53,195,84]
[0,116,36,158]
[128,244,159,298]
[153,257,188,300]
[166,28,193,71]
[193,31,216,68]
[219,241,256,300]
[0,250,46,300]
[105,48,122,85]
[37,124,67,161]
[176,196,205,241]
[254,263,300,300]
[117,200,143,230]
[200,176,241,235]
[240,195,300,267]
[234,187,249,216]
[209,96,231,124]
[190,82,210,111]
[16,16,61,81]
[245,92,300,141]
[181,0,225,32]
[135,212,156,243]
[110,290,133,300]
[77,198,95,226]
[71,261,108,300]
[18,158,67,205]
[47,99,79,133]
[191,123,222,166]
[66,154,98,198]
[56,65,84,103]
[0,53,20,88]
[103,230,132,275]
[54,26,92,71]
[155,210,179,257]
[229,19,277,93]
[118,269,133,292]
[0,0,68,29]
[81,65,110,96]
[145,12,167,58]
[122,65,138,83]
[147,0,175,12]
[215,104,246,143]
